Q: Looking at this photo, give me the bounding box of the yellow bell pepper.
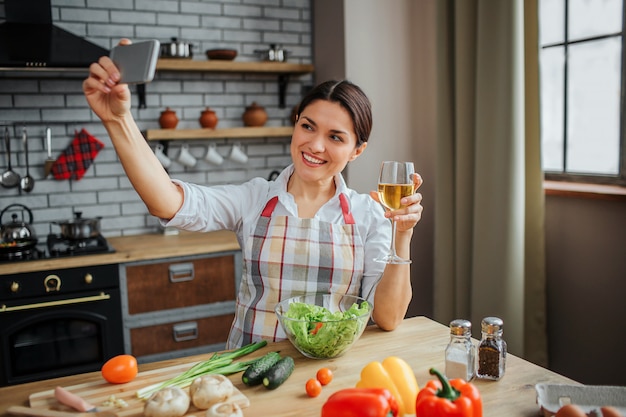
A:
[355,356,419,416]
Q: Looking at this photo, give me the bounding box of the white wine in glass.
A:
[375,161,415,264]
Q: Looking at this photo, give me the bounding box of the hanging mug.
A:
[229,143,248,164]
[204,144,224,165]
[154,143,172,168]
[177,144,197,167]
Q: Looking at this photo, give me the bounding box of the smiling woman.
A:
[82,56,425,350]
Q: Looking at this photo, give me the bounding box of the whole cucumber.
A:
[262,356,295,390]
[242,351,281,386]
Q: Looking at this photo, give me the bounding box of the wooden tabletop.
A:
[0,230,240,274]
[0,316,575,417]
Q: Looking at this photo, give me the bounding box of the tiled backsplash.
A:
[0,0,313,239]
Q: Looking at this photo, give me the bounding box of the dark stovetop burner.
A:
[0,247,45,262]
[47,234,115,257]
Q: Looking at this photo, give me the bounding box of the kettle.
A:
[0,204,37,242]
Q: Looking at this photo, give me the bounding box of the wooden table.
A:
[0,316,575,417]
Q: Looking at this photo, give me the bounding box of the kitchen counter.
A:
[0,231,240,274]
[0,316,576,417]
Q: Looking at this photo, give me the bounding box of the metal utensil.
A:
[54,386,98,413]
[7,406,117,417]
[1,126,20,188]
[20,128,35,192]
[44,127,55,178]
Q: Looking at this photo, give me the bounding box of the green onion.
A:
[136,340,267,400]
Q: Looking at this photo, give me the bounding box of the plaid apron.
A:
[227,193,365,348]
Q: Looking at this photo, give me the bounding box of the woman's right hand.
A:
[82,39,132,122]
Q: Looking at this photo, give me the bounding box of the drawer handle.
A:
[173,321,198,342]
[169,263,194,282]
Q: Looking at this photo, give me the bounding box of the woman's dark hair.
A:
[296,80,372,147]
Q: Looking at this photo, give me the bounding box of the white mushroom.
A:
[206,402,243,417]
[144,386,190,417]
[189,374,234,410]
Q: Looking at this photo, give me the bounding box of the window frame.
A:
[540,0,626,186]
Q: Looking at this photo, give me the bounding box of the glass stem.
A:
[390,218,398,256]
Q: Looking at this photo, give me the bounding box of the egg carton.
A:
[536,383,626,416]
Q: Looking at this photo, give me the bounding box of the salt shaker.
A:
[445,319,475,381]
[476,316,507,380]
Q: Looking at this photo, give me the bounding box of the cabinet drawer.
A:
[125,255,235,315]
[129,313,234,357]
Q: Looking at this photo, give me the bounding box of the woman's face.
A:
[291,99,366,184]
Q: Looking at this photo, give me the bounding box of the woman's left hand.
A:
[370,173,423,232]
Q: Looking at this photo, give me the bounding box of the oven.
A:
[0,263,124,386]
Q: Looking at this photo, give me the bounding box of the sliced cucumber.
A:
[242,351,281,386]
[262,356,295,390]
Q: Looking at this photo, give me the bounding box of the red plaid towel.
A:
[51,129,104,180]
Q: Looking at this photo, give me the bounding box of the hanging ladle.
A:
[20,127,35,192]
[1,126,21,188]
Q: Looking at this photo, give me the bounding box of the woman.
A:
[83,43,423,348]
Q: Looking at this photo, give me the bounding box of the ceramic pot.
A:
[242,102,268,127]
[159,107,179,129]
[199,107,218,128]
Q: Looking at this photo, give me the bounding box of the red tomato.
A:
[316,367,333,386]
[101,354,138,384]
[305,378,322,397]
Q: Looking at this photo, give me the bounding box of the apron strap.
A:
[339,193,355,224]
[260,193,355,224]
[261,196,279,217]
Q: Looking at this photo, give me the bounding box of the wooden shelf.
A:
[156,59,314,74]
[145,126,293,141]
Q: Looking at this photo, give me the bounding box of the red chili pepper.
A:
[415,368,482,417]
[321,387,399,417]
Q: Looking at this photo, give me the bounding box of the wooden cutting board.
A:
[29,362,249,417]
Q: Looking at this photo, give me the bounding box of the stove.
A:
[0,247,45,262]
[0,235,114,263]
[47,234,115,258]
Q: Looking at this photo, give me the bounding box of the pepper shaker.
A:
[445,319,475,381]
[476,316,507,380]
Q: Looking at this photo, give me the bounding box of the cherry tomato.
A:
[101,354,138,384]
[305,378,322,397]
[316,367,333,386]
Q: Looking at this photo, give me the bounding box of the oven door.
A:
[0,287,124,386]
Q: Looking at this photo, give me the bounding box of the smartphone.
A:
[109,40,160,84]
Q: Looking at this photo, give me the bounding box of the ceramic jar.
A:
[199,107,218,128]
[242,102,268,127]
[159,107,179,129]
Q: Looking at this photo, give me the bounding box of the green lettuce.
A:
[282,301,371,358]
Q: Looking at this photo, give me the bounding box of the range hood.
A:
[0,0,108,70]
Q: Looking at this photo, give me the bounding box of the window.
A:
[539,0,625,185]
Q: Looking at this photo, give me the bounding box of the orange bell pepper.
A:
[356,356,419,416]
[415,368,482,417]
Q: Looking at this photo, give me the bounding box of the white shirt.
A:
[162,164,391,303]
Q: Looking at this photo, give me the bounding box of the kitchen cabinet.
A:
[120,251,242,362]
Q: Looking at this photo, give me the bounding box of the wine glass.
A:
[374,161,415,264]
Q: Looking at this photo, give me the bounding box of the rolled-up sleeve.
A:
[161,178,270,235]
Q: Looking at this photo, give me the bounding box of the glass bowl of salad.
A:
[274,293,372,359]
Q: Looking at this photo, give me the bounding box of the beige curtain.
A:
[432,0,548,365]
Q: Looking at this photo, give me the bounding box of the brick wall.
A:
[0,0,312,239]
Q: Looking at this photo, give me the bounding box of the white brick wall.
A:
[0,0,313,238]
